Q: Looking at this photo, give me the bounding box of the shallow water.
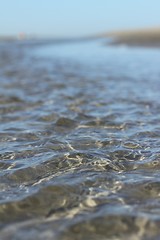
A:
[0,39,160,239]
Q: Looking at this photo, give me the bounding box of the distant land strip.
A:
[104,27,160,47]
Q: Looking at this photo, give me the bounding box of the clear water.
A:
[0,39,160,239]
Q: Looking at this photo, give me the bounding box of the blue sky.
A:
[0,0,160,37]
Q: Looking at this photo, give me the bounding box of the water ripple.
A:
[0,40,160,239]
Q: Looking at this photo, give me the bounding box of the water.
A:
[0,39,160,239]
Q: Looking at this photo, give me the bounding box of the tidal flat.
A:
[106,28,160,47]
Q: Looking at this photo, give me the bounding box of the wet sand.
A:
[107,28,160,47]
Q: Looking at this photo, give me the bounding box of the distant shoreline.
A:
[1,28,160,48]
[106,28,160,47]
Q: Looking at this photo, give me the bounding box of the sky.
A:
[0,0,160,38]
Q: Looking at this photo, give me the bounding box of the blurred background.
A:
[0,0,160,39]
